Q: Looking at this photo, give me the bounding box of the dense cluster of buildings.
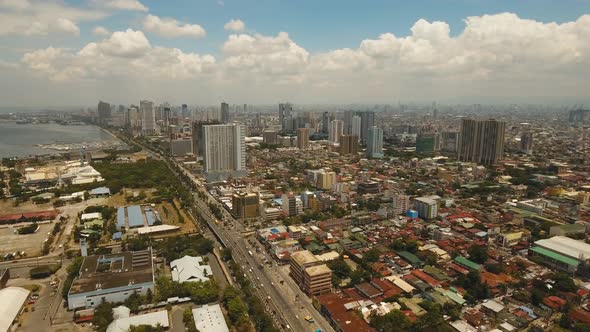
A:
[191,105,590,332]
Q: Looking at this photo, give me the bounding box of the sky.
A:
[0,0,590,107]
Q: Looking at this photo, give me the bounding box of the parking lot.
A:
[0,223,54,257]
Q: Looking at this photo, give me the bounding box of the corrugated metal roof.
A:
[127,205,144,228]
[530,246,579,266]
[117,207,125,228]
[106,310,169,332]
[145,211,156,226]
[454,256,481,271]
[535,236,590,260]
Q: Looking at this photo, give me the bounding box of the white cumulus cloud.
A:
[22,29,215,81]
[222,32,309,78]
[143,14,206,39]
[224,19,245,32]
[101,0,147,12]
[13,13,590,104]
[55,18,79,35]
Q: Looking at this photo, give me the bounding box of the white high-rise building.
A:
[328,120,344,145]
[351,115,362,141]
[367,126,384,158]
[203,123,246,178]
[140,100,159,136]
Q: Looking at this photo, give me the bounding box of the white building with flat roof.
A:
[192,304,229,332]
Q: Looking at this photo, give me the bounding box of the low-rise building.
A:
[0,286,29,332]
[170,255,212,283]
[67,249,154,310]
[530,236,590,273]
[192,304,229,332]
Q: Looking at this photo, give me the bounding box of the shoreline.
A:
[0,122,124,160]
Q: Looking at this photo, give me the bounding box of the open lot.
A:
[0,223,54,257]
[0,199,54,215]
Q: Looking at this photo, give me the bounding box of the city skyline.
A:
[1,0,590,106]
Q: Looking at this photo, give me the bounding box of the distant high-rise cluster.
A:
[97,101,111,125]
[457,118,505,165]
[569,109,590,124]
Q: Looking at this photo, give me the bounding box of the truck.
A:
[248,250,253,256]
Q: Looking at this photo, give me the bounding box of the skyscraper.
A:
[140,100,158,136]
[520,132,533,154]
[328,120,344,144]
[192,120,219,158]
[279,103,293,130]
[202,123,246,178]
[297,128,310,149]
[181,104,188,119]
[457,119,506,165]
[220,102,230,123]
[440,131,459,154]
[351,115,362,141]
[416,132,436,155]
[98,101,111,124]
[321,112,329,134]
[340,135,359,155]
[360,111,375,144]
[367,126,384,159]
[344,110,354,134]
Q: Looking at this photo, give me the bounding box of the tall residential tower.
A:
[457,119,506,165]
[202,123,246,179]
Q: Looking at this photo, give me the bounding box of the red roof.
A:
[0,209,58,222]
[411,269,442,288]
[448,263,469,275]
[317,294,374,332]
[570,308,590,324]
[543,296,567,310]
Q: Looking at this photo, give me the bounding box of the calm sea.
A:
[0,122,119,158]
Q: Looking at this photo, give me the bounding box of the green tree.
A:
[370,310,411,332]
[363,248,380,263]
[92,301,114,332]
[327,258,352,279]
[467,245,488,264]
[183,308,199,332]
